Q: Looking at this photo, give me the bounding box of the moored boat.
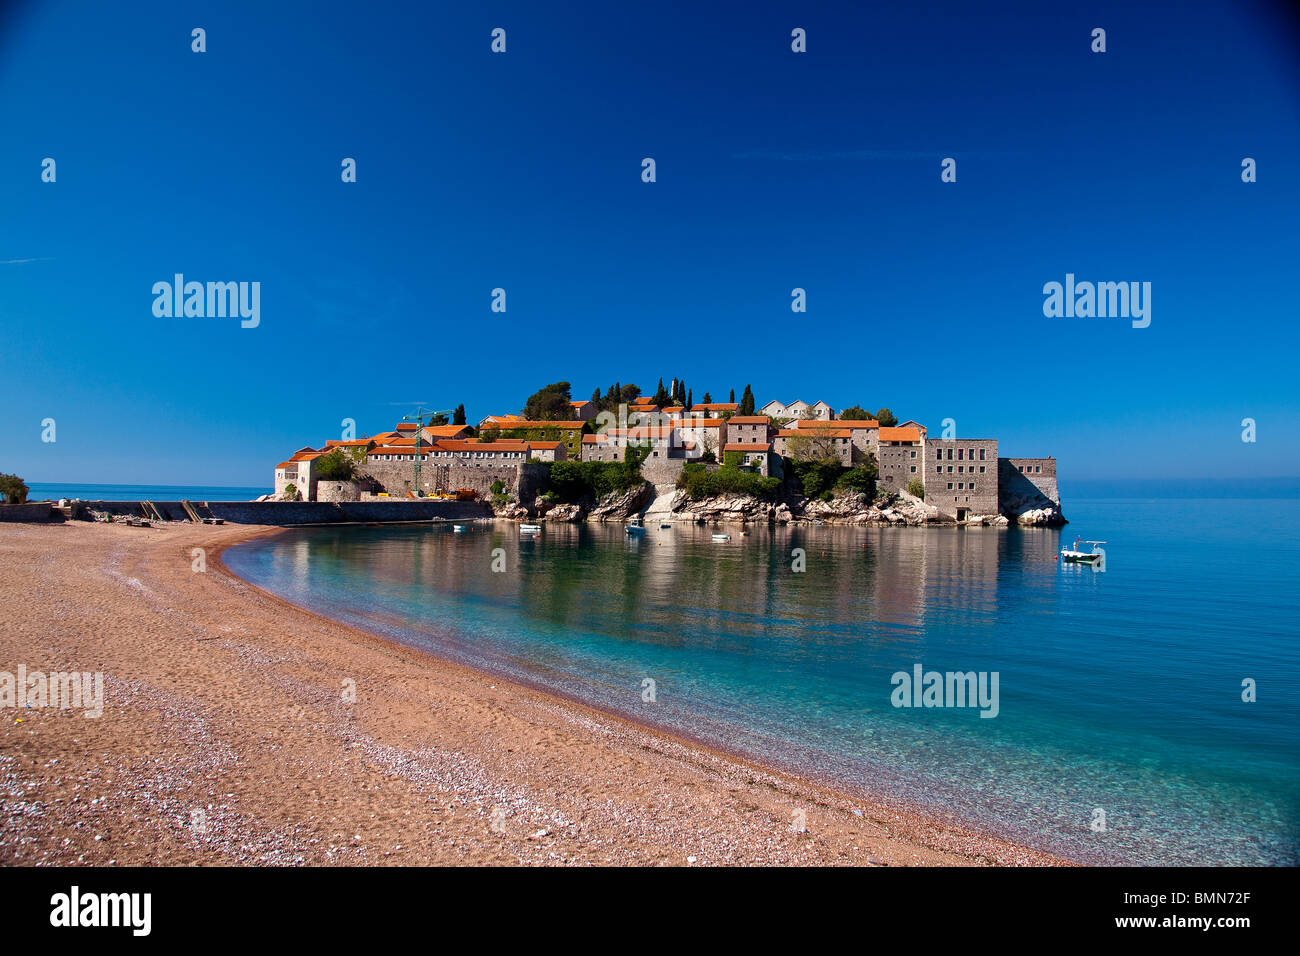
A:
[1060,537,1105,563]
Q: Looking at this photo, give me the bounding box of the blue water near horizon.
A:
[26,482,271,502]
[223,497,1300,865]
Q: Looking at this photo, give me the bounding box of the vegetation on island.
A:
[313,448,358,482]
[523,381,575,420]
[0,472,29,504]
[677,461,780,500]
[906,478,925,499]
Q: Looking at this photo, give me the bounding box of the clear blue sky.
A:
[2,0,1297,485]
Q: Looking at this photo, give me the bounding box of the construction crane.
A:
[401,405,455,494]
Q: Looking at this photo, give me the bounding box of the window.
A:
[910,465,916,472]
[1035,465,1041,473]
[957,449,964,460]
[979,466,985,473]
[979,448,986,460]
[947,448,953,460]
[910,450,917,458]
[958,466,964,473]
[947,482,953,490]
[958,482,964,489]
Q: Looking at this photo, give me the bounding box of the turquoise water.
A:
[223,498,1300,865]
[27,483,270,501]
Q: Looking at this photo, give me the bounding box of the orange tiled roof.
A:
[290,450,322,461]
[878,427,921,443]
[692,402,740,411]
[423,424,470,437]
[395,422,417,431]
[796,419,878,429]
[676,419,723,428]
[662,406,685,414]
[275,461,293,469]
[778,428,849,438]
[495,420,586,430]
[324,439,373,447]
[727,416,769,424]
[724,442,772,452]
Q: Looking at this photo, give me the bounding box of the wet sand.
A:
[0,521,1065,865]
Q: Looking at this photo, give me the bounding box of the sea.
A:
[221,495,1299,865]
[26,483,270,502]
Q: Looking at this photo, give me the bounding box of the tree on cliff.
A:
[453,404,466,426]
[739,384,756,416]
[875,408,898,428]
[523,382,572,420]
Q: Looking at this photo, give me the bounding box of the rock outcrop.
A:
[586,482,654,522]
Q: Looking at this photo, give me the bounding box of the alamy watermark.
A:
[152,274,260,328]
[891,664,999,718]
[2,665,103,718]
[1042,273,1150,328]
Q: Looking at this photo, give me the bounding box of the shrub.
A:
[676,464,779,501]
[543,460,645,503]
[313,449,356,481]
[0,473,29,504]
[905,478,925,499]
[281,483,301,501]
[489,479,505,496]
[835,465,877,496]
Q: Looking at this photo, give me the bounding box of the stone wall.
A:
[998,458,1060,511]
[923,439,1000,516]
[0,502,60,522]
[316,480,362,502]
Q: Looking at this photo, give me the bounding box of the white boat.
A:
[712,533,731,542]
[453,524,469,533]
[625,523,646,536]
[520,524,542,534]
[1060,537,1105,563]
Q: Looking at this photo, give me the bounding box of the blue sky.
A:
[2,0,1298,485]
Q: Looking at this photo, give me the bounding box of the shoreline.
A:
[1,520,1067,866]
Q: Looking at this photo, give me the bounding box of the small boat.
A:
[453,524,469,533]
[520,524,542,534]
[660,522,672,529]
[625,524,646,536]
[712,533,731,542]
[1060,537,1105,563]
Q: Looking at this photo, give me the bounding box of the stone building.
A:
[723,442,778,477]
[725,415,771,444]
[789,418,878,462]
[773,428,854,466]
[761,399,833,421]
[877,427,925,491]
[923,438,999,519]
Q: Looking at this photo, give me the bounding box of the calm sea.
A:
[27,483,270,502]
[223,497,1300,865]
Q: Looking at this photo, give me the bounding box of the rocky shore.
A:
[494,483,1065,528]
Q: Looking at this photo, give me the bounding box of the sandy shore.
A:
[0,521,1064,866]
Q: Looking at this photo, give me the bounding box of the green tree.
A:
[906,478,925,499]
[875,408,899,428]
[685,388,693,410]
[453,404,466,426]
[652,377,669,406]
[700,391,712,404]
[479,427,501,444]
[313,449,356,481]
[0,473,29,504]
[839,405,873,421]
[523,382,572,420]
[728,388,735,403]
[739,384,756,416]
